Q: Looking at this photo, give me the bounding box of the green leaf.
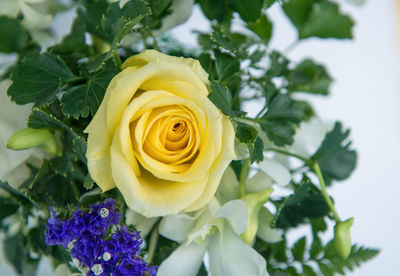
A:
[292,236,307,261]
[248,14,273,44]
[312,122,357,185]
[197,0,231,22]
[28,161,77,207]
[302,265,318,276]
[208,81,244,117]
[267,50,290,77]
[28,108,77,136]
[0,181,36,208]
[8,53,76,106]
[209,81,231,116]
[233,0,264,22]
[283,0,354,40]
[50,17,92,71]
[102,0,151,45]
[300,0,354,39]
[276,181,329,229]
[83,174,95,190]
[87,51,113,73]
[287,59,332,95]
[214,52,241,86]
[73,136,87,164]
[260,94,304,146]
[310,236,323,259]
[78,0,109,37]
[0,196,19,222]
[318,262,335,276]
[61,65,117,118]
[0,16,28,53]
[236,123,264,163]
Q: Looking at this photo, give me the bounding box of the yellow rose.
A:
[85,50,235,217]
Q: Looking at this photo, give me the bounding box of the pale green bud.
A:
[241,188,274,244]
[7,128,60,155]
[334,217,354,259]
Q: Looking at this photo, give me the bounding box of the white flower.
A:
[0,80,44,187]
[158,198,269,276]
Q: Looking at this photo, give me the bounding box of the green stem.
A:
[312,163,341,223]
[146,223,159,264]
[255,105,267,119]
[265,148,341,222]
[239,158,250,197]
[112,50,122,68]
[266,148,311,165]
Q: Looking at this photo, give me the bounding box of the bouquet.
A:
[0,0,379,275]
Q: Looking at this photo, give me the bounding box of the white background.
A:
[1,0,399,275]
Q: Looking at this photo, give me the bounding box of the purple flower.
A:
[44,199,156,276]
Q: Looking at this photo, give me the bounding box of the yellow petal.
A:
[184,116,236,211]
[121,49,210,86]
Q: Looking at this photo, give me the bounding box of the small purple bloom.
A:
[44,199,156,276]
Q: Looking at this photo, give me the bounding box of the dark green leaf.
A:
[28,161,77,207]
[276,181,329,229]
[248,14,273,44]
[302,264,318,276]
[233,0,264,22]
[260,94,304,146]
[0,181,36,207]
[73,136,87,164]
[214,52,240,86]
[28,108,77,136]
[87,51,113,73]
[312,122,357,184]
[267,50,290,77]
[0,196,19,222]
[283,0,354,40]
[208,81,232,116]
[62,65,117,118]
[288,59,332,95]
[50,17,92,71]
[236,123,264,163]
[300,0,354,39]
[102,0,151,45]
[292,236,307,261]
[83,174,95,190]
[8,53,76,106]
[0,16,28,53]
[197,0,230,22]
[310,236,323,259]
[318,262,335,276]
[77,0,109,40]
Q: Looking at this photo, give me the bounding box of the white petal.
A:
[245,171,273,193]
[216,166,240,203]
[259,157,291,186]
[0,81,34,185]
[157,242,206,276]
[154,0,194,35]
[125,209,159,238]
[208,225,269,276]
[257,208,282,243]
[214,200,246,235]
[159,213,198,243]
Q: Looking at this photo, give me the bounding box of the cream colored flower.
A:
[85,50,235,217]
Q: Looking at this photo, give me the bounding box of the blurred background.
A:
[0,0,399,275]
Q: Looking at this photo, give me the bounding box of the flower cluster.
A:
[45,199,157,276]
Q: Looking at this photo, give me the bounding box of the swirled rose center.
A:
[131,105,200,169]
